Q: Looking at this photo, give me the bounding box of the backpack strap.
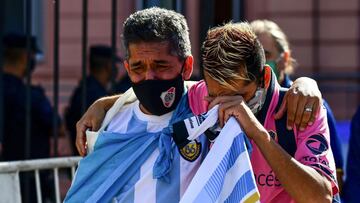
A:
[275,88,297,157]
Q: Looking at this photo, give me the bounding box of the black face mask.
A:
[132,74,185,116]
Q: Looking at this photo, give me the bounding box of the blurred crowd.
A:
[0,33,131,202]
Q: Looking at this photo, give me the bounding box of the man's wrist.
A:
[251,129,271,145]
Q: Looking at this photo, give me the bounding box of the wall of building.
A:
[32,0,358,121]
[245,0,360,120]
[32,0,201,117]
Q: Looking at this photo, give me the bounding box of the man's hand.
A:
[75,94,122,156]
[206,95,264,141]
[207,95,247,128]
[76,101,105,156]
[75,99,108,156]
[274,77,322,131]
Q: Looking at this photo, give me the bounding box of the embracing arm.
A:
[75,95,120,156]
[275,77,322,131]
[75,81,199,156]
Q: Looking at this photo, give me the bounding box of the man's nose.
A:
[144,69,156,80]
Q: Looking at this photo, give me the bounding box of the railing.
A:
[0,156,81,203]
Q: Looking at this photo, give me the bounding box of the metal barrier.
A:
[0,156,81,203]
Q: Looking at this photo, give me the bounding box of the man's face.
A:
[20,51,36,76]
[204,72,258,103]
[124,41,192,83]
[257,33,280,62]
[258,32,287,81]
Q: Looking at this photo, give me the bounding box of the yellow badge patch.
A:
[179,140,201,162]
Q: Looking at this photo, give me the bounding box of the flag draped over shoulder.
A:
[64,88,193,203]
[179,109,260,203]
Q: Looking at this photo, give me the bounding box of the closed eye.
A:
[130,61,141,67]
[131,66,145,73]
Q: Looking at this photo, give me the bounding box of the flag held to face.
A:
[176,108,260,203]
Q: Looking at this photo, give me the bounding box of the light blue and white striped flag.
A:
[179,108,260,203]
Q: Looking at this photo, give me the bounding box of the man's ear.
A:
[277,51,290,72]
[182,56,193,80]
[282,51,290,65]
[124,60,130,73]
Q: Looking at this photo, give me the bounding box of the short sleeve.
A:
[187,80,209,115]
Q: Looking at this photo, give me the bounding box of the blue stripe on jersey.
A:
[196,134,246,202]
[126,112,147,134]
[111,111,158,202]
[156,144,180,203]
[224,170,255,203]
[199,135,210,162]
[113,170,141,202]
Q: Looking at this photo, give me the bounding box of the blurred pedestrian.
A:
[65,45,121,154]
[342,106,360,202]
[2,33,62,203]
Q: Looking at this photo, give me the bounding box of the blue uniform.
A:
[281,75,344,170]
[3,73,56,160]
[343,106,360,202]
[3,72,57,202]
[65,75,109,153]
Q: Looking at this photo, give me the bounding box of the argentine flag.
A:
[179,107,260,203]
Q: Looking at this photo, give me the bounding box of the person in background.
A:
[65,45,121,155]
[250,20,344,190]
[1,33,63,203]
[342,106,360,202]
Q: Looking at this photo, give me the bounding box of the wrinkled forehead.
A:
[127,41,180,61]
[129,41,169,55]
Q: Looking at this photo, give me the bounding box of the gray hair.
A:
[122,7,191,61]
[250,19,297,73]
